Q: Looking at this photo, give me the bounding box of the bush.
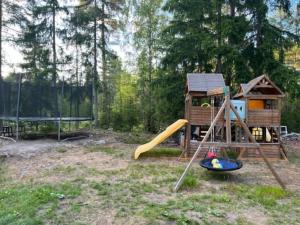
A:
[40,123,57,133]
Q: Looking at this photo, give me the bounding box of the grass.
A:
[228,184,288,208]
[85,145,124,157]
[140,147,182,158]
[118,132,153,144]
[0,182,82,225]
[180,171,199,191]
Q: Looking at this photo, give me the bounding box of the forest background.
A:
[1,0,300,132]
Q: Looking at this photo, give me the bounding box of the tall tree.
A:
[10,0,50,80]
[0,0,15,119]
[62,3,99,126]
[77,0,124,128]
[34,0,68,116]
[0,0,3,122]
[99,0,124,128]
[162,0,296,88]
[0,0,2,82]
[134,0,165,132]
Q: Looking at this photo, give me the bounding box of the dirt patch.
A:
[0,130,125,159]
[0,140,64,158]
[227,207,269,225]
[186,211,203,224]
[143,192,173,205]
[4,145,129,183]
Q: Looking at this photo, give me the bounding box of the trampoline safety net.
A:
[0,79,93,121]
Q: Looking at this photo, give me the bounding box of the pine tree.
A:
[74,0,124,128]
[63,4,92,127]
[133,0,165,132]
[99,0,124,128]
[32,0,69,116]
[10,0,50,80]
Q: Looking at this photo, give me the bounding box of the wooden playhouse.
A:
[183,73,287,160]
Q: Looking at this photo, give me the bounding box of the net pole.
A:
[90,82,93,132]
[58,77,64,141]
[0,78,3,128]
[69,80,72,131]
[16,74,22,141]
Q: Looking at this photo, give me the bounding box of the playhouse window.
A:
[265,100,278,109]
[266,127,279,143]
[191,125,209,141]
[192,97,210,106]
[250,127,279,143]
[191,125,201,141]
[248,99,278,110]
[252,127,263,141]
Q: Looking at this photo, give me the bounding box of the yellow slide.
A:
[134,119,188,159]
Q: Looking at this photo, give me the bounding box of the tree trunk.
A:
[33,34,37,80]
[101,0,109,128]
[0,0,3,125]
[225,0,235,86]
[215,0,222,73]
[52,4,58,117]
[75,21,80,129]
[147,14,153,132]
[255,4,264,76]
[0,0,2,82]
[279,44,284,64]
[93,0,99,127]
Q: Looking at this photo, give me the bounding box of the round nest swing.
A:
[200,158,243,172]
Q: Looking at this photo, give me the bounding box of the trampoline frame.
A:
[0,116,93,141]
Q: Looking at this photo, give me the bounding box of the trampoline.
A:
[0,75,94,140]
[200,158,243,172]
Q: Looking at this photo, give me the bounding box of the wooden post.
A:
[186,94,192,157]
[174,98,227,192]
[225,95,231,144]
[238,147,246,159]
[229,101,286,189]
[245,98,248,123]
[279,143,288,161]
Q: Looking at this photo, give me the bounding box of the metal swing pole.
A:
[174,97,228,192]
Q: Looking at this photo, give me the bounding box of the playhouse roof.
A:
[234,74,284,98]
[186,73,225,93]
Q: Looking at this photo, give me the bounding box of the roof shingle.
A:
[186,73,225,92]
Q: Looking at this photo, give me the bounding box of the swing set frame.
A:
[174,89,286,192]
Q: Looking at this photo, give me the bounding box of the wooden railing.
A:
[247,109,280,126]
[243,143,282,159]
[189,106,224,125]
